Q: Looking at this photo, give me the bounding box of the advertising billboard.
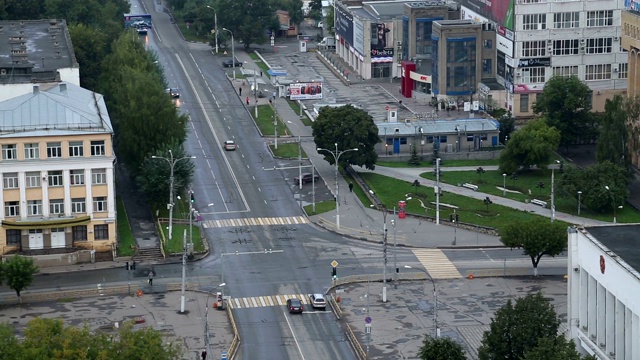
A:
[625,0,640,12]
[457,0,514,30]
[496,34,513,57]
[289,83,323,100]
[354,18,365,56]
[371,23,391,51]
[124,14,152,29]
[335,2,354,45]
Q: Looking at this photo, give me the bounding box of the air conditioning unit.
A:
[580,39,586,45]
[405,119,411,124]
[516,71,522,77]
[613,65,619,72]
[614,36,620,42]
[547,39,552,45]
[548,46,553,53]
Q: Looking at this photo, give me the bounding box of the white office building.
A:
[567,225,640,359]
[456,0,628,118]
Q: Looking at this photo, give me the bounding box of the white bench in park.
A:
[531,199,547,207]
[462,183,479,191]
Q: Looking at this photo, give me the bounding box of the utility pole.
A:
[180,229,187,313]
[382,210,388,303]
[317,145,359,229]
[436,158,441,225]
[254,74,259,118]
[392,216,397,288]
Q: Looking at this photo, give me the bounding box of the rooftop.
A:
[377,118,499,136]
[587,225,640,275]
[0,19,77,84]
[0,82,113,137]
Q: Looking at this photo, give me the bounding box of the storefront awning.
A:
[2,216,91,230]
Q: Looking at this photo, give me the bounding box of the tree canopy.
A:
[500,218,567,276]
[312,104,380,170]
[498,119,560,174]
[0,318,182,360]
[597,95,630,167]
[533,76,597,149]
[0,255,39,302]
[523,336,592,360]
[418,336,466,360]
[212,0,281,48]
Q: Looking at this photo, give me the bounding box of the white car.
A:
[223,140,236,151]
[308,293,326,309]
[318,21,324,28]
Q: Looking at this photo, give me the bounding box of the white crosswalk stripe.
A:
[411,249,462,279]
[202,216,309,229]
[227,294,313,310]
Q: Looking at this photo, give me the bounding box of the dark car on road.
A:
[286,298,303,314]
[222,58,243,68]
[294,173,320,185]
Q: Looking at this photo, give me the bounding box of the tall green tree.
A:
[216,0,280,48]
[523,336,591,360]
[325,5,334,34]
[418,336,466,360]
[3,255,39,303]
[597,95,630,167]
[1,0,45,19]
[500,218,567,276]
[478,292,560,360]
[68,24,109,91]
[0,323,21,360]
[533,76,596,150]
[498,119,561,174]
[498,114,515,145]
[279,0,304,25]
[312,104,380,170]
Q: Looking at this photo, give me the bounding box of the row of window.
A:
[522,11,614,31]
[2,169,107,189]
[4,197,108,217]
[518,64,626,83]
[1,140,106,161]
[384,133,489,145]
[5,225,109,244]
[521,38,620,57]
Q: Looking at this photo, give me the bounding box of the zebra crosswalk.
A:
[411,249,462,279]
[227,294,313,310]
[202,216,309,229]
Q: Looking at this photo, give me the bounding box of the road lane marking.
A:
[202,216,309,229]
[412,249,462,279]
[283,311,306,360]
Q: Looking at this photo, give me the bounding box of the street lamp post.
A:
[550,160,560,222]
[205,6,218,54]
[605,186,621,223]
[204,283,225,356]
[391,218,397,288]
[577,191,582,215]
[287,121,303,190]
[435,158,441,225]
[502,173,507,196]
[405,265,438,338]
[152,151,195,241]
[222,28,235,79]
[317,144,359,229]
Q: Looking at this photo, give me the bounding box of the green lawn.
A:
[160,224,205,254]
[254,105,287,136]
[116,197,135,257]
[174,15,209,43]
[304,200,336,215]
[249,53,271,78]
[345,174,374,209]
[270,142,308,158]
[377,158,501,168]
[285,99,313,125]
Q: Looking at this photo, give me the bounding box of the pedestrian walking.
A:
[349,183,354,192]
[246,97,250,105]
[239,87,242,96]
[260,70,263,77]
[148,271,153,286]
[201,350,207,360]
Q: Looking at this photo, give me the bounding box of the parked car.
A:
[308,293,326,309]
[294,173,320,185]
[223,140,237,151]
[166,88,180,98]
[318,21,324,28]
[286,298,304,314]
[222,58,243,68]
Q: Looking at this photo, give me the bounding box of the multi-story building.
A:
[455,0,628,118]
[622,5,640,168]
[0,83,115,255]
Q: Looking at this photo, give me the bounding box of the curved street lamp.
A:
[405,265,438,338]
[205,6,218,53]
[221,28,236,79]
[316,143,358,229]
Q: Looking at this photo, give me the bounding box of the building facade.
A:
[456,0,628,118]
[567,225,640,359]
[622,8,640,168]
[0,83,116,255]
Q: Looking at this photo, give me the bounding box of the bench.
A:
[462,183,479,191]
[531,199,547,207]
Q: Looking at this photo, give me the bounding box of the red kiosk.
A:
[398,201,407,219]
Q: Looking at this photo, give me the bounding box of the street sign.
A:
[221,351,228,360]
[331,260,339,268]
[365,316,372,324]
[365,323,371,334]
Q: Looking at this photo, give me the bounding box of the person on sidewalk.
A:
[260,70,263,77]
[246,97,250,105]
[148,271,153,286]
[239,87,242,96]
[349,183,354,192]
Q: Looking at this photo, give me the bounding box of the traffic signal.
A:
[332,267,337,277]
[190,192,195,203]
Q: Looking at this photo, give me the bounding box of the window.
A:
[69,141,84,157]
[466,134,475,141]
[483,40,492,49]
[553,39,579,55]
[521,0,544,3]
[520,94,530,113]
[522,67,546,83]
[482,59,492,75]
[27,200,42,216]
[438,136,448,143]
[92,168,107,184]
[522,41,546,57]
[587,10,613,27]
[93,197,107,212]
[25,172,41,188]
[24,143,40,159]
[90,140,105,156]
[554,12,579,29]
[522,14,546,30]
[586,64,612,80]
[48,170,63,186]
[70,169,85,186]
[586,38,613,54]
[47,142,62,158]
[3,172,18,189]
[2,144,17,160]
[4,201,19,216]
[6,229,20,245]
[619,63,629,79]
[71,198,86,213]
[50,199,65,215]
[553,66,579,77]
[72,225,87,241]
[94,224,109,240]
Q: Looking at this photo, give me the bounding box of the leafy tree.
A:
[408,144,421,166]
[497,114,515,145]
[312,104,380,170]
[0,323,22,360]
[478,292,560,360]
[68,24,109,91]
[523,336,590,360]
[215,0,280,48]
[1,0,45,19]
[498,119,561,174]
[3,255,39,303]
[597,95,630,167]
[556,161,630,213]
[279,0,304,25]
[325,5,334,34]
[533,76,595,150]
[500,218,566,276]
[418,336,466,360]
[136,143,195,208]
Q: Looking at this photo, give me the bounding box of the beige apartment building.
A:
[0,82,115,255]
[622,9,640,168]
